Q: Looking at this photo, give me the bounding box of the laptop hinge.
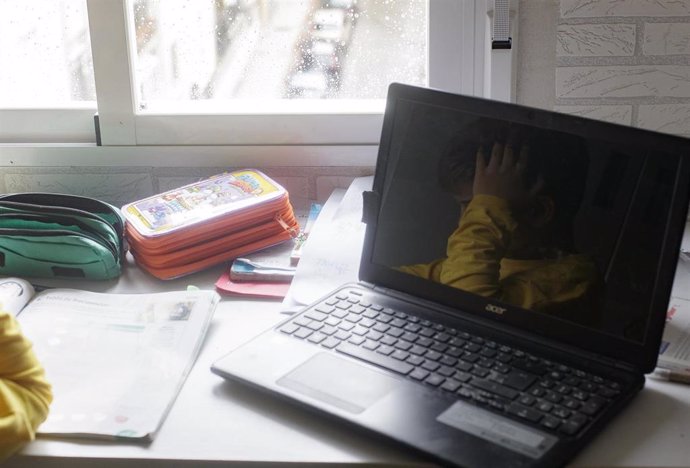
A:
[361,190,380,225]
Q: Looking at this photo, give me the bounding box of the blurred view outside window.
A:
[132,0,427,109]
[0,0,95,107]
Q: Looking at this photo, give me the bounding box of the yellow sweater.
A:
[400,195,598,313]
[0,311,52,460]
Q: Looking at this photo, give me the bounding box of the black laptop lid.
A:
[361,83,690,373]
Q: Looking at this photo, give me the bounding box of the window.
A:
[0,0,97,142]
[1,0,492,159]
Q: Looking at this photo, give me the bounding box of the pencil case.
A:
[0,193,126,280]
[122,169,300,280]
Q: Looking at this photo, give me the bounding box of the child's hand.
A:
[473,142,542,209]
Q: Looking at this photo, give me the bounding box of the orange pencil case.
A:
[121,169,299,280]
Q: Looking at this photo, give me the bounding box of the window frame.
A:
[0,0,494,157]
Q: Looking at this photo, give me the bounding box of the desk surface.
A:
[6,257,690,468]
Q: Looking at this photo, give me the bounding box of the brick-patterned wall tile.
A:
[267,175,310,210]
[315,176,358,203]
[561,0,690,18]
[554,105,633,125]
[557,24,636,56]
[644,23,690,55]
[4,172,154,207]
[556,66,690,98]
[637,104,690,135]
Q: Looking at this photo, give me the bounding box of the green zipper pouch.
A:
[0,193,126,280]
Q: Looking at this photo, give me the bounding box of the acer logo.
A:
[485,303,506,315]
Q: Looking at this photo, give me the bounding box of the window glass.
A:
[0,0,95,106]
[132,0,427,109]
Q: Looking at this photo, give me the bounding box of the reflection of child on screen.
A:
[400,123,600,322]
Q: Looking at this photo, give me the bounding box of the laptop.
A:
[212,83,690,467]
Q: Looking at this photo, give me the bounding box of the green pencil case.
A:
[0,193,126,280]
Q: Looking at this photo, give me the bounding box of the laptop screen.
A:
[363,84,690,371]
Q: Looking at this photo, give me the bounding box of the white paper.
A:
[282,176,372,310]
[658,296,690,374]
[17,289,219,440]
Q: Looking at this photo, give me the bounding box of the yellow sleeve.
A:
[0,311,52,460]
[438,194,517,297]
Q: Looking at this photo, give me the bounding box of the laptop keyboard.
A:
[278,289,624,437]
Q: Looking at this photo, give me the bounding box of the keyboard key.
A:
[294,327,313,339]
[334,330,351,341]
[518,395,536,406]
[407,355,425,366]
[348,335,366,345]
[541,415,561,430]
[401,331,418,342]
[362,339,380,351]
[431,342,449,353]
[536,400,553,413]
[377,313,394,323]
[439,356,458,367]
[410,369,429,381]
[581,396,606,416]
[470,378,519,400]
[321,337,341,349]
[293,316,311,327]
[441,379,462,393]
[380,335,397,346]
[394,340,413,351]
[416,337,434,347]
[422,360,441,372]
[325,317,341,327]
[307,332,326,344]
[345,313,362,323]
[560,414,588,435]
[337,342,414,375]
[362,309,379,319]
[506,402,543,423]
[512,358,549,375]
[491,370,536,391]
[305,310,329,322]
[552,406,571,419]
[425,374,446,387]
[280,323,299,334]
[359,318,376,328]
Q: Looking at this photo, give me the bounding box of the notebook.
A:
[212,83,690,468]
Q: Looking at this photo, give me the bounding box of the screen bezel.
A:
[359,83,690,373]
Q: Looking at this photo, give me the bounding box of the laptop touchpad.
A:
[277,353,398,414]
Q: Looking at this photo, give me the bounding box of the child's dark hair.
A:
[438,119,590,223]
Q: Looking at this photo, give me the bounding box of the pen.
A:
[649,367,690,385]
